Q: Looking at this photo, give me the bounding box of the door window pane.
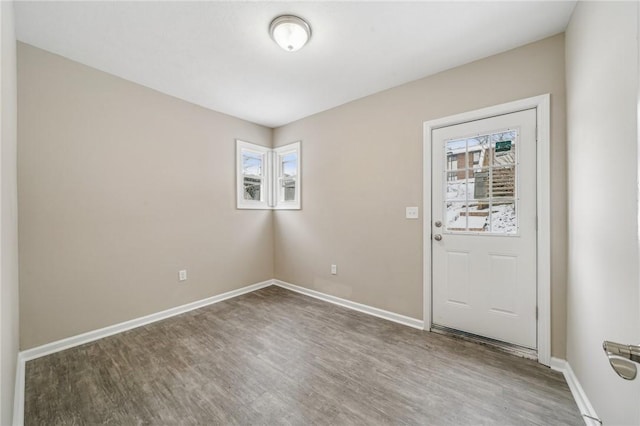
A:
[446,179,468,201]
[446,201,467,231]
[467,135,490,168]
[443,129,519,235]
[466,202,490,232]
[492,131,517,165]
[492,166,515,198]
[469,167,490,202]
[490,202,517,234]
[446,139,466,171]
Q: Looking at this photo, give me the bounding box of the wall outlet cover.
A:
[406,207,419,219]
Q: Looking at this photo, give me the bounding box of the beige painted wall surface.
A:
[18,43,274,349]
[274,34,568,357]
[565,2,640,424]
[1,1,20,423]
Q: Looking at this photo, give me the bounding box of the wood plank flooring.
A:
[25,286,582,425]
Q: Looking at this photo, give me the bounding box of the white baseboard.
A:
[550,357,600,426]
[12,279,273,426]
[273,279,424,330]
[19,279,273,362]
[13,351,25,426]
[13,279,424,425]
[16,280,591,426]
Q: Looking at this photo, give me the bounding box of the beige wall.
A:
[565,2,640,424]
[18,43,274,349]
[1,1,19,424]
[18,34,568,358]
[274,34,568,357]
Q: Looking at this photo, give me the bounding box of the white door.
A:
[431,109,537,349]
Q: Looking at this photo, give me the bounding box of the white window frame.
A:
[236,140,301,210]
[237,140,270,209]
[273,142,301,210]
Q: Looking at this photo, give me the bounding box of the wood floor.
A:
[25,286,582,425]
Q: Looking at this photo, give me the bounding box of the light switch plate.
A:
[406,207,419,219]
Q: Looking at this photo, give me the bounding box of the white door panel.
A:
[432,109,537,349]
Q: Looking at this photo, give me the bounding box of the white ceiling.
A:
[14,1,576,128]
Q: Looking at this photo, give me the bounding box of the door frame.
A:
[423,94,551,366]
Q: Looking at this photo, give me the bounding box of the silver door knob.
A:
[434,234,442,241]
[434,221,442,228]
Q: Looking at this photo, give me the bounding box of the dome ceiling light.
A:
[269,15,311,52]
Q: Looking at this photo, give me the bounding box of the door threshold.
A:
[430,324,538,361]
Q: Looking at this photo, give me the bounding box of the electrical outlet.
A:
[406,206,419,219]
[331,264,337,275]
[179,270,187,281]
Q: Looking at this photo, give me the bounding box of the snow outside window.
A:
[444,130,518,234]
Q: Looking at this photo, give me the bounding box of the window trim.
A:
[236,140,301,210]
[273,142,301,210]
[236,140,271,210]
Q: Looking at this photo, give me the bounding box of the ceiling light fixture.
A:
[269,15,311,52]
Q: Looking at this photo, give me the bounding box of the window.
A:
[472,150,481,166]
[237,141,270,209]
[273,143,301,209]
[444,130,518,234]
[236,140,301,210]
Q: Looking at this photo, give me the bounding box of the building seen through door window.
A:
[444,130,517,234]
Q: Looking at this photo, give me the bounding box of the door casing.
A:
[423,94,551,366]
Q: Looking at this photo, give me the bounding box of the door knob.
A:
[433,234,442,241]
[434,221,442,228]
[603,341,640,380]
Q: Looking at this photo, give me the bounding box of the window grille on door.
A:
[444,130,518,235]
